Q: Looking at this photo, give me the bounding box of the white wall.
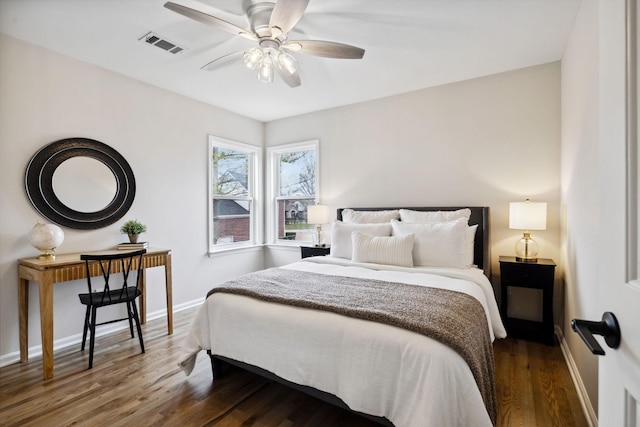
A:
[265,63,562,323]
[0,34,264,363]
[560,0,600,416]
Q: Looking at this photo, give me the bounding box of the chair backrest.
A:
[80,249,147,305]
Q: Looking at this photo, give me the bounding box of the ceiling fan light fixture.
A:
[243,47,263,70]
[257,53,274,83]
[278,50,298,75]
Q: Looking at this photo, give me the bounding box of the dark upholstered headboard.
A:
[337,207,491,278]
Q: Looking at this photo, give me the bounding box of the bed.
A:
[179,206,506,426]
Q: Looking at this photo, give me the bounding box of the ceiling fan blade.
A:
[164,2,257,41]
[201,50,244,71]
[283,40,365,59]
[269,0,310,35]
[274,60,301,88]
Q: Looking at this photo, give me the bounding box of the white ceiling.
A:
[0,0,580,122]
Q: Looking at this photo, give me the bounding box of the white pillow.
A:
[341,209,400,224]
[330,221,392,259]
[351,232,414,267]
[399,208,471,223]
[391,218,469,268]
[466,224,478,267]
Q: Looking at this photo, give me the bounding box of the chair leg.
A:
[88,306,97,369]
[126,301,134,338]
[81,306,90,351]
[130,300,145,354]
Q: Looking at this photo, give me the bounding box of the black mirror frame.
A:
[25,138,136,230]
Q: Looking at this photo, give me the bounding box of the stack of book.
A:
[117,242,149,250]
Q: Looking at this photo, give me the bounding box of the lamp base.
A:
[37,250,56,260]
[314,224,323,247]
[514,232,539,263]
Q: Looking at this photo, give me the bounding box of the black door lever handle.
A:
[571,312,621,355]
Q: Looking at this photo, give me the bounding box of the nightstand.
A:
[499,256,556,345]
[301,246,330,259]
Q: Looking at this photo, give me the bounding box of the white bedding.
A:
[179,256,506,427]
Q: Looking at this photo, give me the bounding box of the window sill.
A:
[265,243,311,251]
[208,244,263,257]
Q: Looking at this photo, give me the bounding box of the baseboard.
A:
[0,297,205,368]
[555,325,598,427]
[144,297,204,322]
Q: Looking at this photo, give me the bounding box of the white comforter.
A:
[179,256,506,427]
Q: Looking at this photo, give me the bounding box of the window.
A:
[208,136,261,252]
[267,140,319,244]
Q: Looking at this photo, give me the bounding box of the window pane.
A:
[209,136,261,251]
[277,198,316,241]
[213,199,251,244]
[213,147,249,197]
[279,149,316,197]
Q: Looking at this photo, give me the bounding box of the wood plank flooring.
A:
[0,307,589,426]
[493,337,589,427]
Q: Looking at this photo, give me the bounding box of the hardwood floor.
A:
[0,307,589,427]
[494,337,589,427]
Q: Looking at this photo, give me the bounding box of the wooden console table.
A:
[18,247,172,379]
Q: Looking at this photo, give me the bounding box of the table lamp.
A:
[307,204,330,247]
[28,222,64,260]
[509,199,547,262]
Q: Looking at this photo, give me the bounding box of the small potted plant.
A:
[120,219,147,243]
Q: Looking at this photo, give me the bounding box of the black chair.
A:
[79,249,147,369]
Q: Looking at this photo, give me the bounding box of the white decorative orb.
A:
[28,223,64,259]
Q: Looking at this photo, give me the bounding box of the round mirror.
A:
[53,157,118,213]
[25,138,136,229]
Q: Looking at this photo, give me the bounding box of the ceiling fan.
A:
[164,0,365,87]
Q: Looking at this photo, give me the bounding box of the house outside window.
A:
[209,136,261,252]
[267,140,319,244]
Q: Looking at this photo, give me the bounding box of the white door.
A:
[595,0,640,425]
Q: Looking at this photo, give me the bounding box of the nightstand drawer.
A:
[301,246,330,259]
[500,262,554,288]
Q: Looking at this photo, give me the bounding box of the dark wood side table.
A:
[301,246,330,259]
[499,256,556,345]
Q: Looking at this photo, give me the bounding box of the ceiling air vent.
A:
[140,32,184,54]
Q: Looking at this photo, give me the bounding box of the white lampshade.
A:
[509,199,546,262]
[307,204,330,225]
[509,200,547,230]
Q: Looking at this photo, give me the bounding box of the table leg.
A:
[38,274,54,379]
[19,277,29,362]
[139,269,147,324]
[165,254,173,335]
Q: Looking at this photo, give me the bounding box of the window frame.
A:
[208,135,262,254]
[267,140,320,245]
